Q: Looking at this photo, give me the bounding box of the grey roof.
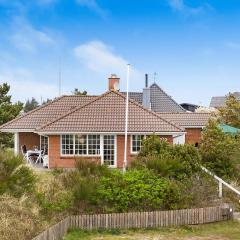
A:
[210,92,240,108]
[122,83,185,113]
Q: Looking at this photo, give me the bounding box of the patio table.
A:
[26,150,42,164]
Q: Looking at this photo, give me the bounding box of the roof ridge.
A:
[150,83,186,112]
[38,90,183,132]
[113,91,184,131]
[63,95,99,97]
[0,95,66,130]
[37,91,113,131]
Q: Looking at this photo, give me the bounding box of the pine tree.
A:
[72,88,87,96]
[0,83,23,148]
[24,97,39,113]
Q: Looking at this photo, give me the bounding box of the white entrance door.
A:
[103,135,116,167]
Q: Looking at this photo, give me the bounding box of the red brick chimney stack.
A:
[108,74,120,91]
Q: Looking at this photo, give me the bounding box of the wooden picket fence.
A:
[32,205,233,240]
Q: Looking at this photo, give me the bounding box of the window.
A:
[75,135,87,155]
[88,135,100,155]
[61,135,74,155]
[40,136,48,155]
[131,135,145,153]
[103,135,115,166]
[61,134,100,156]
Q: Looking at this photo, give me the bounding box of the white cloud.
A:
[167,0,204,15]
[74,41,128,73]
[76,0,107,18]
[73,40,142,91]
[0,67,59,103]
[37,0,57,6]
[225,41,240,50]
[9,18,55,53]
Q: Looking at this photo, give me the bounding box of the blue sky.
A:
[0,0,240,106]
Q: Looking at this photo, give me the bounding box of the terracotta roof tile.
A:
[0,95,97,131]
[37,91,183,133]
[157,112,211,127]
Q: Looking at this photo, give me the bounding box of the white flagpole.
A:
[123,64,130,173]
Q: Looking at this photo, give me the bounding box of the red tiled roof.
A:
[37,91,183,133]
[157,112,211,127]
[0,95,97,131]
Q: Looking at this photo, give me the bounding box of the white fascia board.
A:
[183,126,205,129]
[0,129,35,133]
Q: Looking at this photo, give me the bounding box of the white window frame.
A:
[40,135,49,155]
[131,135,146,154]
[101,135,117,168]
[60,134,101,157]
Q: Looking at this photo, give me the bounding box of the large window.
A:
[88,135,100,155]
[75,135,87,155]
[131,135,145,153]
[61,134,100,156]
[62,135,74,155]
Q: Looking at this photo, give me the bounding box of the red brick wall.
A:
[19,132,40,152]
[185,128,202,145]
[48,135,100,168]
[48,134,173,169]
[117,135,173,169]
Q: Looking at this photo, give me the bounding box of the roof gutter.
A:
[35,131,186,135]
[0,129,36,133]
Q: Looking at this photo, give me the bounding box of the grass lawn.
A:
[63,221,240,240]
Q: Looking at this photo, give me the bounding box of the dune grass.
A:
[63,220,240,240]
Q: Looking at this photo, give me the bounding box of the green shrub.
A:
[93,169,181,212]
[0,150,36,197]
[36,176,73,214]
[132,135,201,180]
[200,120,240,180]
[75,158,111,177]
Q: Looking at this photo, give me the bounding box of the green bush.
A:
[36,176,73,214]
[75,158,111,177]
[0,150,36,197]
[132,135,201,180]
[200,120,240,180]
[93,169,181,212]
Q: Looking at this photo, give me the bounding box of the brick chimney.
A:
[108,74,120,91]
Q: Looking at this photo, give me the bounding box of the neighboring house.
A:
[210,92,240,109]
[121,75,185,113]
[180,103,200,112]
[0,74,211,169]
[157,113,211,145]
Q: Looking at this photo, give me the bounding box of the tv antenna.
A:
[58,56,62,96]
[153,72,157,83]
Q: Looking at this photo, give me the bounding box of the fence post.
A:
[219,181,223,198]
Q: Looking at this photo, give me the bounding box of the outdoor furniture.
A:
[26,150,42,164]
[21,145,32,163]
[43,155,49,168]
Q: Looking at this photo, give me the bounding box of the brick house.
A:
[0,75,210,169]
[157,113,211,145]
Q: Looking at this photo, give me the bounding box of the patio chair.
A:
[21,145,31,163]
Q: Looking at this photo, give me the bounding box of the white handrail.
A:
[201,166,240,198]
